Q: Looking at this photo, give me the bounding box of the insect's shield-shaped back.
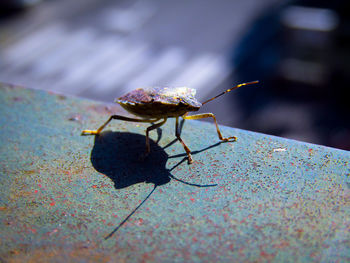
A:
[115,86,201,107]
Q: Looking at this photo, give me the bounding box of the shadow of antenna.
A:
[105,185,157,240]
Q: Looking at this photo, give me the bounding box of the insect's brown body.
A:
[117,87,201,118]
[82,81,258,163]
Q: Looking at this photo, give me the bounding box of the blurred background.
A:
[0,0,349,150]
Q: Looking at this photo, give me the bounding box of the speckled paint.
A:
[0,84,349,262]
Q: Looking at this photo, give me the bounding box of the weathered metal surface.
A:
[0,83,349,262]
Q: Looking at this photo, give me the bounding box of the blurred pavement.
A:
[0,0,275,101]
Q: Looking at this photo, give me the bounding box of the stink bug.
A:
[82,81,259,163]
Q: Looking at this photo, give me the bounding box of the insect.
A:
[82,81,259,164]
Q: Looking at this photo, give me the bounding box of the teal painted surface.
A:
[0,84,349,262]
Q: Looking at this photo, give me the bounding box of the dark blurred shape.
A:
[0,0,42,16]
[0,0,42,9]
[231,0,350,150]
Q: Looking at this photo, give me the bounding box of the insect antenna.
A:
[201,80,259,105]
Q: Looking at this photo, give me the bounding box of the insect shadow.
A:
[91,131,171,188]
[90,130,222,239]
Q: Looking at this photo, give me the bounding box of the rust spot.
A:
[68,114,82,122]
[12,97,23,102]
[24,170,37,175]
[87,104,119,115]
[5,245,111,263]
[57,94,67,100]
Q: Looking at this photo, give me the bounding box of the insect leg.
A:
[175,117,193,164]
[182,113,237,142]
[81,115,159,135]
[145,118,167,154]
